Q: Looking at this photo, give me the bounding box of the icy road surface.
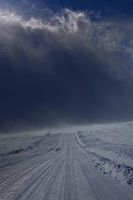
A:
[0,130,133,200]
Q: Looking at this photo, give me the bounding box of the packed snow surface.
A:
[0,122,133,200]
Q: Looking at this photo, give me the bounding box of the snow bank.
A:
[77,121,133,188]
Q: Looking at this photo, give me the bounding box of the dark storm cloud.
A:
[0,9,133,131]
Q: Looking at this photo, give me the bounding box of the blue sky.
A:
[43,0,133,16]
[1,0,133,17]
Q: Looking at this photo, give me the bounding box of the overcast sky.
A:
[0,0,133,131]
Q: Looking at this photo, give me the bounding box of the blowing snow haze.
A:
[0,0,133,131]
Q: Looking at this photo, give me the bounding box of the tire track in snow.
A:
[0,133,132,200]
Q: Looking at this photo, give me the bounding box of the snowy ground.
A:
[0,122,133,200]
[77,121,133,187]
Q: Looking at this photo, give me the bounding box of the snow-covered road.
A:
[0,132,132,200]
